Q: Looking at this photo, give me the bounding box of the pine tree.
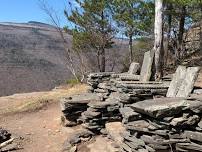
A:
[66,0,115,72]
[112,0,154,63]
[164,0,202,63]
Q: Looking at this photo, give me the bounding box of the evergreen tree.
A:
[164,0,202,63]
[112,0,154,63]
[66,0,115,72]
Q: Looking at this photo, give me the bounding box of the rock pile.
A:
[87,74,171,103]
[87,72,114,92]
[113,81,170,99]
[119,97,202,152]
[61,64,201,151]
[81,96,122,132]
[60,93,101,126]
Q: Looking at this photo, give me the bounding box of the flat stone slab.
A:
[140,50,154,82]
[182,131,202,142]
[166,66,187,97]
[119,74,140,81]
[176,142,202,152]
[60,93,101,111]
[82,110,101,118]
[88,72,115,79]
[186,99,202,113]
[126,120,150,130]
[130,98,188,118]
[88,101,119,109]
[170,114,200,126]
[176,67,200,97]
[115,81,167,84]
[119,107,142,123]
[116,83,169,89]
[167,66,200,98]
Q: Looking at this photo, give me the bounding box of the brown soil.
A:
[0,84,88,152]
[1,103,68,152]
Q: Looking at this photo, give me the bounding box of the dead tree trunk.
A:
[154,0,164,81]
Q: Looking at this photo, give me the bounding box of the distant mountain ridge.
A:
[0,21,128,96]
[0,21,72,96]
[0,21,57,31]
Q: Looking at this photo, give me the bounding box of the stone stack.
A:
[112,81,170,101]
[119,97,202,152]
[81,97,122,132]
[87,72,114,92]
[60,93,101,126]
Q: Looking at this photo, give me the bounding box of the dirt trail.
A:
[0,103,88,152]
[0,102,85,152]
[0,85,88,152]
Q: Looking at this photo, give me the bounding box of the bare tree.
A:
[153,0,164,80]
[39,0,82,82]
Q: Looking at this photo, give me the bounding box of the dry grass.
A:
[0,84,88,115]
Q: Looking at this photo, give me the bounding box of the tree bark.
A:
[165,3,172,65]
[154,0,164,81]
[200,26,202,55]
[176,6,186,62]
[100,10,106,72]
[200,4,202,55]
[100,48,105,72]
[129,34,133,63]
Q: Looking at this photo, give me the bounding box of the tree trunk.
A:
[100,10,106,72]
[200,4,202,55]
[129,34,133,63]
[154,0,164,81]
[200,26,202,55]
[100,48,105,72]
[165,3,172,65]
[176,6,186,62]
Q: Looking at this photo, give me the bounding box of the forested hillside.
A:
[0,22,128,96]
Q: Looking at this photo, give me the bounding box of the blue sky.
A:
[0,0,76,26]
